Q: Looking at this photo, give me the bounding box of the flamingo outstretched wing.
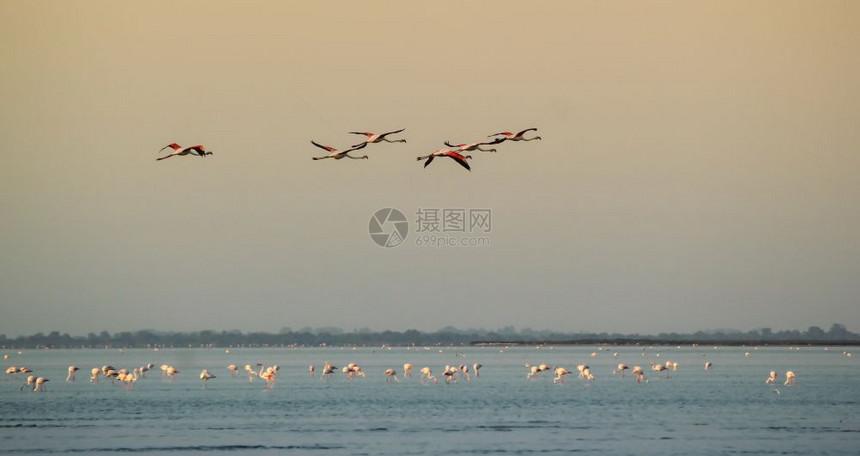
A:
[377,128,405,139]
[446,151,471,171]
[311,141,337,152]
[159,143,181,152]
[343,142,368,153]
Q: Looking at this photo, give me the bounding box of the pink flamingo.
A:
[444,137,505,153]
[349,128,406,147]
[488,128,541,142]
[417,149,472,171]
[157,143,212,161]
[310,141,369,160]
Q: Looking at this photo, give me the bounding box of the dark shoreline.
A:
[2,339,858,349]
[471,339,860,346]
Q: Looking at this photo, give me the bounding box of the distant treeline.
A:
[1,324,858,349]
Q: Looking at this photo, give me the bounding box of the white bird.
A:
[157,143,212,161]
[417,149,472,171]
[444,137,505,153]
[489,128,541,142]
[310,141,369,160]
[349,128,406,147]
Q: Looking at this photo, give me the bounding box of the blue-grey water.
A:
[1,345,858,455]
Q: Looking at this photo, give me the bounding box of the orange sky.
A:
[1,0,858,336]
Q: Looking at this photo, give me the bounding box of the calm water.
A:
[1,345,858,455]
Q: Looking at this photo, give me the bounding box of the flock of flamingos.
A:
[156,128,542,171]
[6,346,842,393]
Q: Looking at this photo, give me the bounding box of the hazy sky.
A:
[1,1,858,337]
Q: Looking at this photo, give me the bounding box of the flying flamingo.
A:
[444,137,505,153]
[310,141,369,160]
[489,128,541,142]
[157,143,212,161]
[349,128,406,147]
[66,366,79,382]
[417,149,472,171]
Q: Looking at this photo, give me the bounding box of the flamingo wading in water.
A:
[66,366,79,382]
